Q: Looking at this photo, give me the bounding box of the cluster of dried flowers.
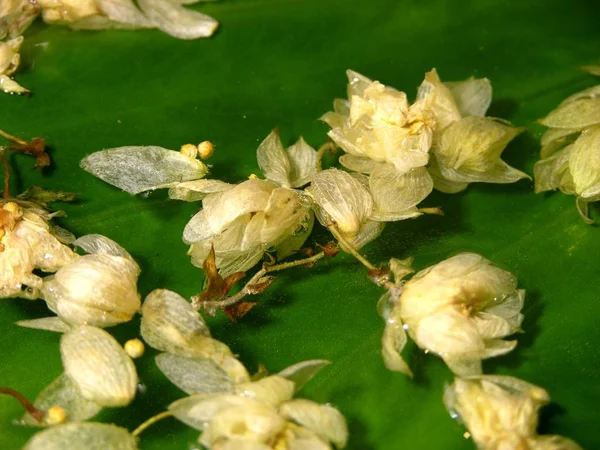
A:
[0,0,219,94]
[0,206,347,448]
[377,254,581,448]
[3,62,596,450]
[534,67,600,223]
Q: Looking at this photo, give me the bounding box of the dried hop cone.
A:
[381,253,524,377]
[444,375,582,450]
[0,201,77,299]
[534,81,600,223]
[41,234,141,328]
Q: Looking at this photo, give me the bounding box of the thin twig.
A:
[0,387,45,423]
[132,411,173,438]
[0,128,27,146]
[193,251,326,314]
[0,151,10,198]
[315,141,337,172]
[327,224,377,271]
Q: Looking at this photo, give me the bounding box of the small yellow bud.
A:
[180,144,198,159]
[124,338,145,359]
[46,405,68,425]
[197,141,214,160]
[248,174,259,180]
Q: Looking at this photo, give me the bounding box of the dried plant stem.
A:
[315,141,338,172]
[132,411,173,438]
[0,387,45,423]
[0,128,28,146]
[0,151,10,198]
[193,251,326,314]
[327,224,377,271]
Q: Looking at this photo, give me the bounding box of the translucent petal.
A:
[241,211,265,251]
[416,69,461,132]
[533,145,573,193]
[540,97,600,130]
[261,188,310,245]
[435,117,529,185]
[256,130,291,187]
[349,219,386,249]
[15,317,71,333]
[389,257,414,282]
[137,0,218,39]
[140,289,249,382]
[168,179,233,202]
[540,127,579,158]
[568,126,600,198]
[287,137,317,188]
[382,125,432,174]
[0,73,28,94]
[381,313,412,377]
[275,211,314,261]
[428,159,469,193]
[202,179,275,234]
[279,399,348,448]
[200,403,285,446]
[412,309,485,358]
[369,164,433,220]
[73,234,137,265]
[169,394,265,431]
[60,326,137,407]
[277,423,332,450]
[445,77,492,117]
[155,353,234,395]
[346,69,373,97]
[471,312,512,339]
[278,360,331,393]
[234,376,295,407]
[80,146,208,195]
[183,210,213,244]
[22,374,102,426]
[310,169,373,236]
[23,422,137,450]
[482,339,517,358]
[339,154,380,174]
[96,0,153,28]
[560,84,600,105]
[140,289,211,350]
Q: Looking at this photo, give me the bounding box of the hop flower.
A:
[169,372,348,449]
[184,131,316,276]
[444,375,582,450]
[321,71,435,218]
[308,168,386,248]
[381,253,524,376]
[322,69,528,206]
[534,82,600,223]
[35,0,218,39]
[0,36,28,94]
[0,202,77,299]
[418,69,529,193]
[40,234,141,328]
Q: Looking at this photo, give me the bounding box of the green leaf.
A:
[1,1,599,449]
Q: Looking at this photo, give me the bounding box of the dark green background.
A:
[1,0,599,448]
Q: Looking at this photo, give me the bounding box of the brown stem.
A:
[0,151,10,198]
[0,129,27,146]
[193,251,326,314]
[0,387,44,423]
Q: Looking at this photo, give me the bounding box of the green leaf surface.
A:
[1,0,599,449]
